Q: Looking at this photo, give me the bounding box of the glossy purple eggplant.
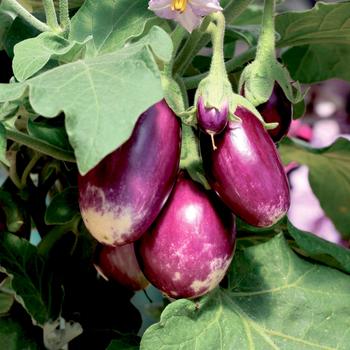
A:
[95,243,149,291]
[257,84,292,142]
[197,97,228,135]
[200,106,290,227]
[138,172,236,299]
[78,100,181,246]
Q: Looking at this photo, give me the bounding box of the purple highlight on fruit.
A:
[257,84,293,143]
[200,105,290,227]
[197,96,228,150]
[138,172,236,299]
[95,243,149,291]
[78,100,181,246]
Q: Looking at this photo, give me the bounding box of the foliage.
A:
[0,0,350,349]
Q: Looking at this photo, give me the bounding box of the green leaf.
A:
[0,190,26,233]
[282,44,350,83]
[0,232,63,326]
[276,2,350,48]
[0,277,14,315]
[13,32,88,82]
[27,117,72,152]
[106,338,140,350]
[0,122,8,166]
[70,0,156,56]
[0,26,172,174]
[0,317,40,350]
[45,187,79,225]
[275,2,350,83]
[279,137,350,238]
[287,220,350,274]
[0,10,13,50]
[141,234,350,349]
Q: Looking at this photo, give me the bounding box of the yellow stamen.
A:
[171,0,187,13]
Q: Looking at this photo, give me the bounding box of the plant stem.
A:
[20,152,41,188]
[5,0,51,32]
[255,0,276,62]
[43,0,60,31]
[173,17,211,76]
[5,128,76,163]
[184,46,256,89]
[59,0,71,35]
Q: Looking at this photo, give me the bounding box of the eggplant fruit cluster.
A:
[79,98,290,299]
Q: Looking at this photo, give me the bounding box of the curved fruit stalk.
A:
[138,172,236,299]
[257,84,292,142]
[78,100,181,245]
[200,106,290,227]
[95,243,149,291]
[197,96,228,149]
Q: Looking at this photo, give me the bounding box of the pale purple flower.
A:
[148,0,222,33]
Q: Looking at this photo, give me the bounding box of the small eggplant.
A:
[138,172,236,299]
[197,97,228,150]
[200,106,290,227]
[78,100,181,245]
[257,84,292,143]
[95,243,149,291]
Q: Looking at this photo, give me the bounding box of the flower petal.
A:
[190,0,223,16]
[175,5,203,33]
[148,0,177,19]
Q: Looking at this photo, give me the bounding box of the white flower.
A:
[148,0,222,33]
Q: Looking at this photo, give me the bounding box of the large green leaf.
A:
[279,137,350,238]
[287,220,350,274]
[0,277,14,315]
[276,2,350,47]
[0,26,172,174]
[106,338,140,350]
[275,2,350,83]
[0,232,63,326]
[13,32,88,81]
[70,0,156,56]
[0,317,40,350]
[141,234,350,349]
[0,10,13,50]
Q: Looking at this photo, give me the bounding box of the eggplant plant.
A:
[0,0,350,349]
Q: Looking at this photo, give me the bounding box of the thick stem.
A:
[43,0,60,31]
[59,0,71,35]
[184,46,256,89]
[5,0,50,32]
[5,128,76,163]
[207,12,227,79]
[20,152,41,188]
[173,17,211,75]
[255,0,276,62]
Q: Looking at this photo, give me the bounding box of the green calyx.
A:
[238,0,303,106]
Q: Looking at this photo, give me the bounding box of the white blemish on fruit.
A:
[173,272,181,281]
[190,256,232,295]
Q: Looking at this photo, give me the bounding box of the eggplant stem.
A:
[210,133,217,151]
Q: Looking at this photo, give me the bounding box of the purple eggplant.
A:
[257,84,292,142]
[78,100,181,246]
[200,106,290,227]
[95,243,149,291]
[138,172,236,299]
[197,97,228,150]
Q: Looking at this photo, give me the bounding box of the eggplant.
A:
[257,84,292,142]
[197,97,228,135]
[78,100,181,245]
[95,243,149,291]
[138,172,236,299]
[200,106,290,227]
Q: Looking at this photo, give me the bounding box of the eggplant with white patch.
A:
[200,105,290,227]
[78,100,181,245]
[138,172,236,299]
